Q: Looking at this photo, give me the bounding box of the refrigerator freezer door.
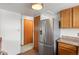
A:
[38,42,54,55]
[45,19,53,45]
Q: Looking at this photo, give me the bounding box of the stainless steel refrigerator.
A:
[38,19,54,55]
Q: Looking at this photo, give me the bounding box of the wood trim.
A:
[34,16,40,51]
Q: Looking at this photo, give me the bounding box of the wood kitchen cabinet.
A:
[60,8,72,28]
[57,42,78,55]
[73,6,79,28]
[60,6,79,28]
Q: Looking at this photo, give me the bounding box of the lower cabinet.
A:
[57,42,78,55]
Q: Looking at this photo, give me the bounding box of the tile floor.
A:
[21,43,34,53]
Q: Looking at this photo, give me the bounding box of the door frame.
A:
[21,16,34,46]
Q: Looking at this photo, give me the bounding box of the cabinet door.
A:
[60,8,72,28]
[58,42,76,55]
[73,6,79,28]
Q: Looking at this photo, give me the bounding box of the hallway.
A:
[21,43,33,53]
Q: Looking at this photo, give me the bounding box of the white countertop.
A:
[57,36,79,46]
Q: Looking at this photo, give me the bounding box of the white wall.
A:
[60,29,79,37]
[53,15,60,54]
[0,9,21,55]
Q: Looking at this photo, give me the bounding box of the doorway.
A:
[21,16,34,53]
[24,19,33,44]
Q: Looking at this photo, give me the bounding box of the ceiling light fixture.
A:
[32,3,43,10]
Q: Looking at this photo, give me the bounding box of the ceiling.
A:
[0,3,79,16]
